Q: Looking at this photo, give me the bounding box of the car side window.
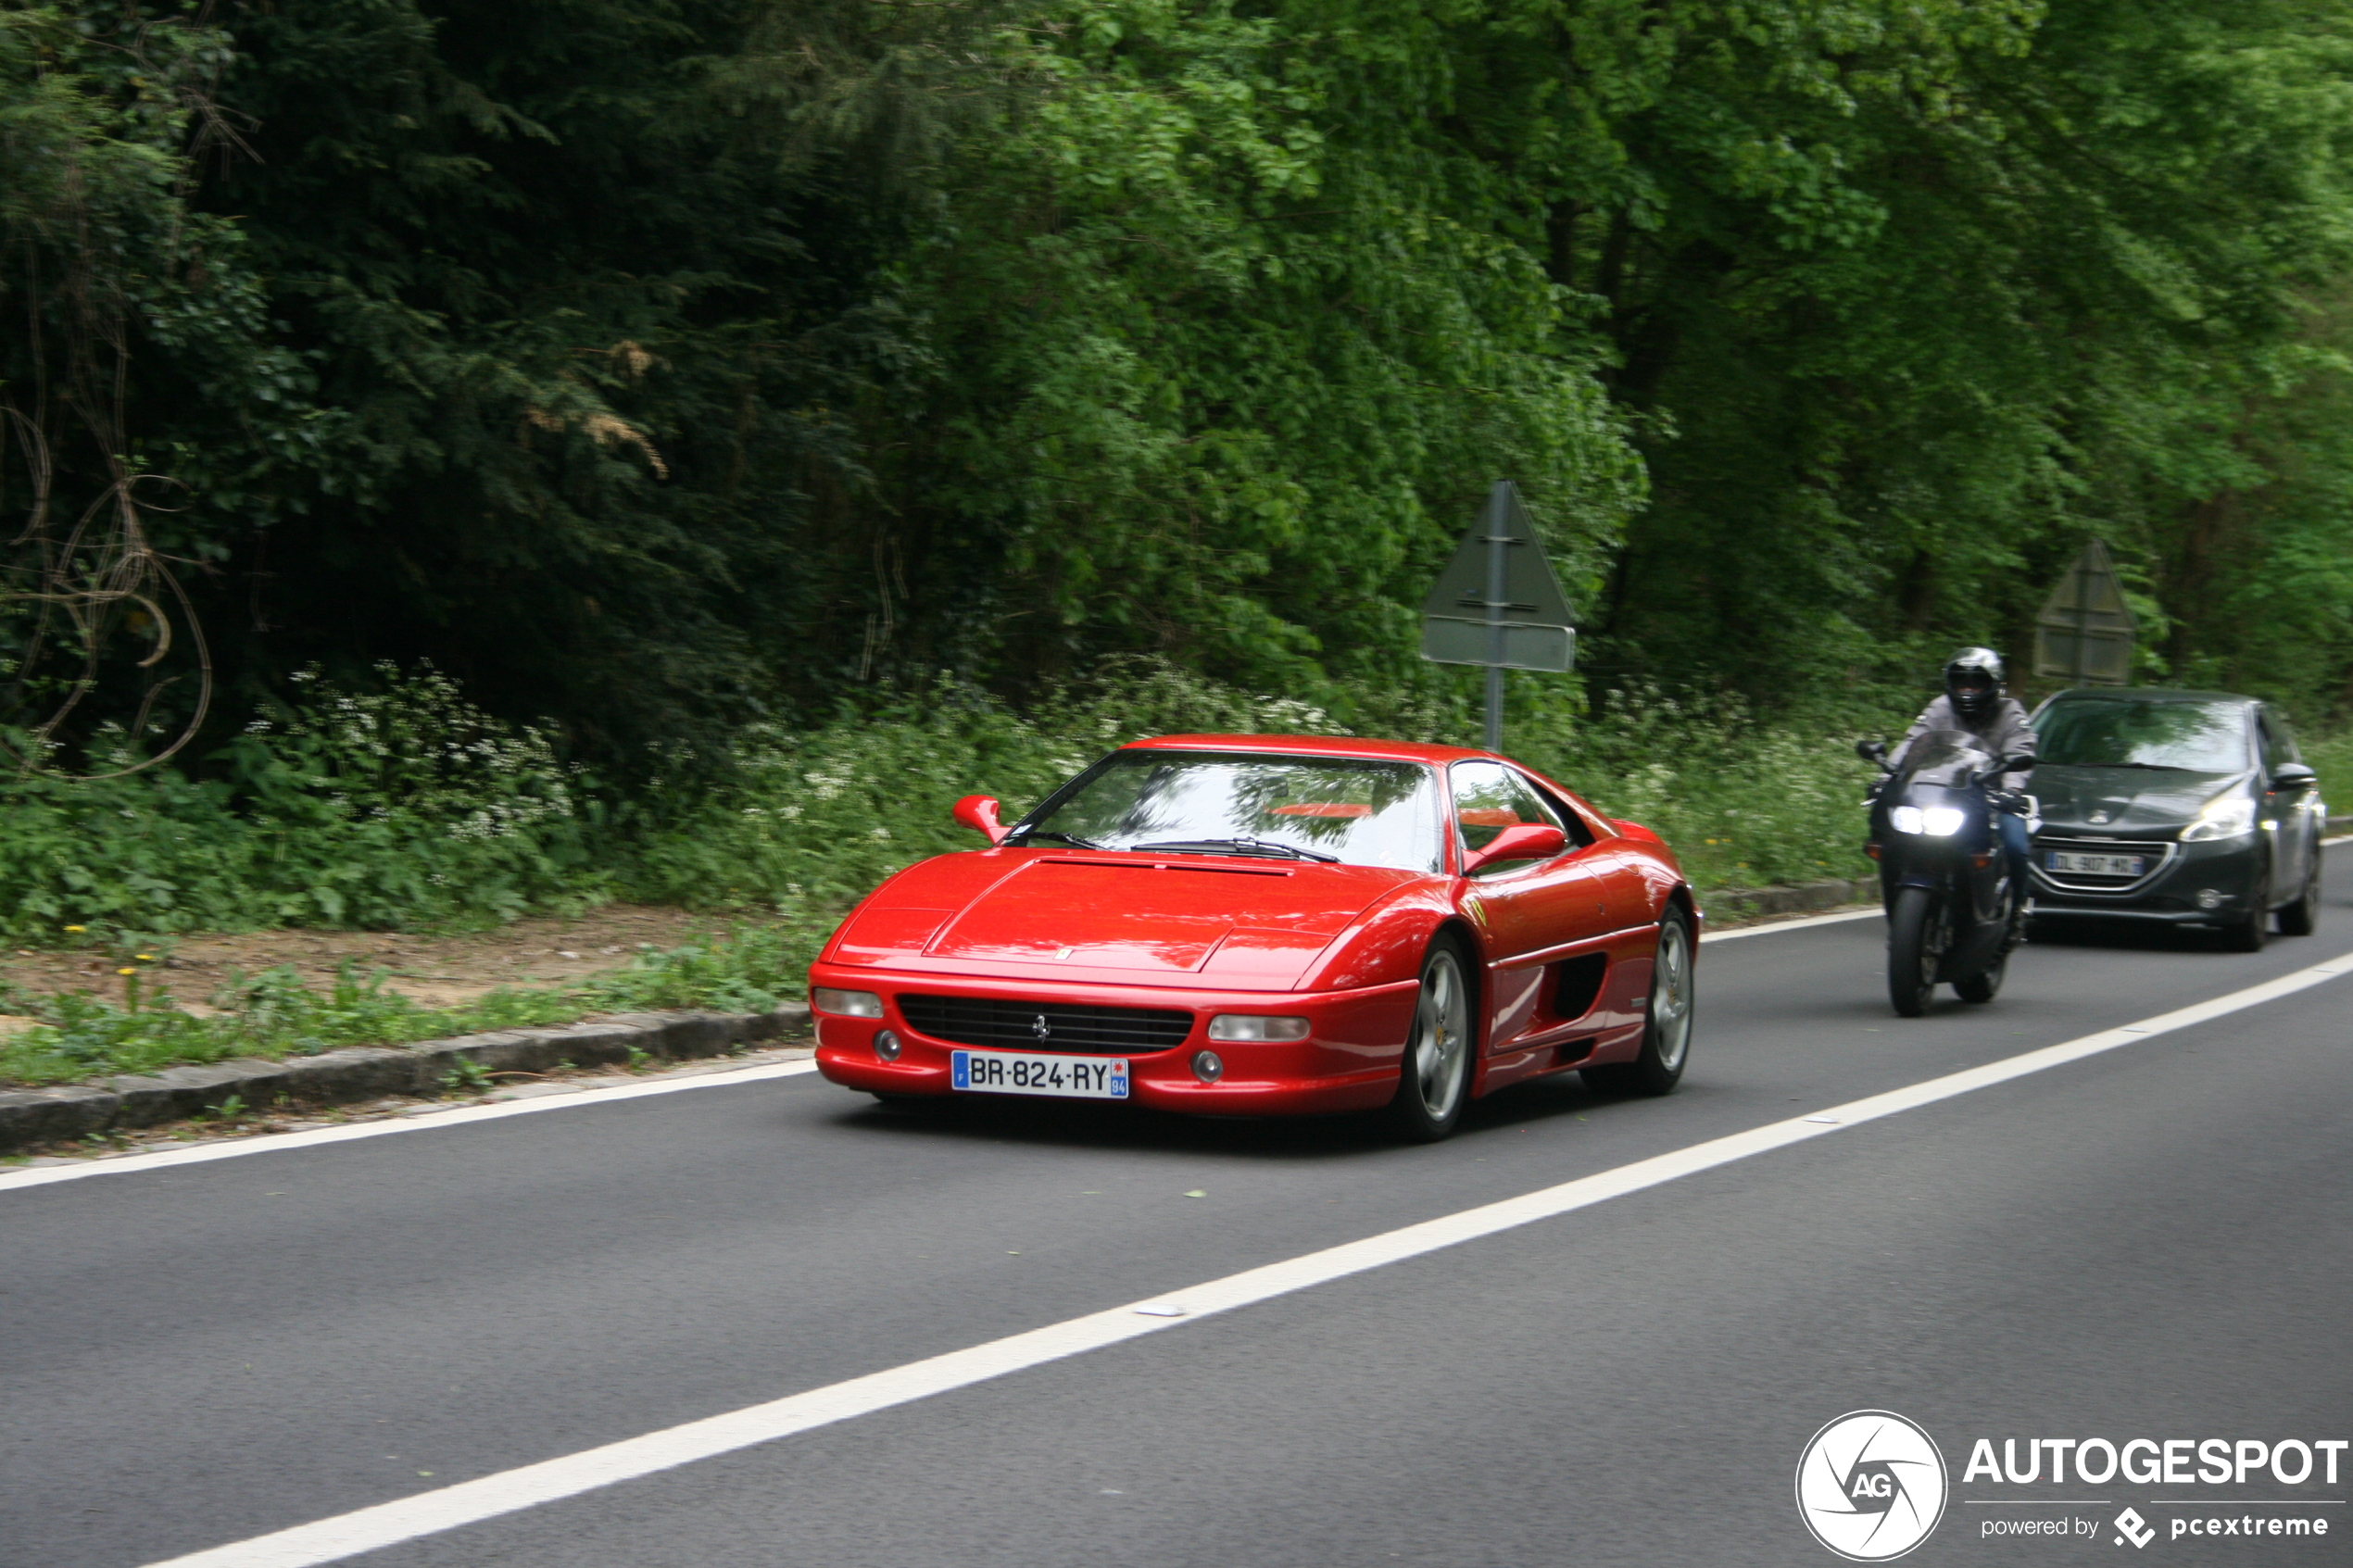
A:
[2258,711,2282,774]
[1452,761,1566,872]
[1523,778,1599,849]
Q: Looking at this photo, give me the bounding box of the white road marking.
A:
[0,1060,820,1195]
[1704,907,1879,940]
[136,947,2353,1568]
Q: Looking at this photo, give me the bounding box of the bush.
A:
[0,663,603,940]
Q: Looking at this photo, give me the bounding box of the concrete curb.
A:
[0,1003,810,1156]
[1698,876,1876,924]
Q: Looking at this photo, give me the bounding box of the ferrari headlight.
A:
[1888,806,1965,836]
[2180,794,2258,843]
[1207,1015,1310,1043]
[811,987,884,1018]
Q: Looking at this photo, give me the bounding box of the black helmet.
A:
[1944,646,2005,720]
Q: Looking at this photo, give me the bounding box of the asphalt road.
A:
[6,855,2349,1568]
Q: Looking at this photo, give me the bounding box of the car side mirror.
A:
[1856,739,1889,766]
[952,794,1010,845]
[1463,822,1567,875]
[2271,762,2317,790]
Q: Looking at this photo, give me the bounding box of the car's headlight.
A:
[812,987,884,1018]
[1207,1014,1310,1042]
[1888,805,1965,836]
[2180,794,2258,842]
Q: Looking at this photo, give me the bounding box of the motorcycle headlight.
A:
[2180,793,2258,843]
[1889,805,1965,836]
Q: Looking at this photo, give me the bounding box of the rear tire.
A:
[1387,937,1475,1143]
[2277,848,2321,936]
[1886,885,1942,1017]
[1954,947,2006,1004]
[1582,906,1694,1098]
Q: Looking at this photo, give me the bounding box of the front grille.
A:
[898,995,1194,1054]
[2031,835,2179,895]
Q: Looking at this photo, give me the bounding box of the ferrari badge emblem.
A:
[1032,1014,1051,1041]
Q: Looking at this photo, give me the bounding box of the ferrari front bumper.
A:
[808,964,1421,1116]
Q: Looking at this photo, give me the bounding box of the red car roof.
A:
[1123,733,1494,766]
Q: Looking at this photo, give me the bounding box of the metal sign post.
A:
[2032,539,2135,688]
[1419,481,1576,750]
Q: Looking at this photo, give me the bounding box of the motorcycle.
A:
[1856,731,2037,1017]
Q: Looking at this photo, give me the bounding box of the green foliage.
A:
[1504,683,1880,894]
[0,663,600,937]
[0,923,806,1085]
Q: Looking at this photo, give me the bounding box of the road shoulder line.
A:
[135,945,2353,1568]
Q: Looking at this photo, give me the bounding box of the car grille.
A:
[897,995,1194,1054]
[2031,835,2179,895]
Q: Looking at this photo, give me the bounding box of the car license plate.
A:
[2047,850,2145,877]
[951,1049,1130,1099]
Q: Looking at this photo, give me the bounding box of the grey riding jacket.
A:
[1892,696,2037,793]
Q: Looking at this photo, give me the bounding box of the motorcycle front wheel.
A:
[1886,884,1943,1017]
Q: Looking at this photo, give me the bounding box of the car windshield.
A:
[1014,750,1442,872]
[2034,698,2247,772]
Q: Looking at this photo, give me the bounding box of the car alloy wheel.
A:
[1390,939,1472,1141]
[1584,904,1694,1097]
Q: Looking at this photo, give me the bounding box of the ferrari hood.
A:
[2032,763,2244,835]
[828,852,1418,983]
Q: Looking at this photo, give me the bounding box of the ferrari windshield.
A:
[2034,698,2248,772]
[1014,750,1442,872]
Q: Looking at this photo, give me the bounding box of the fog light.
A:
[1206,1014,1309,1042]
[874,1029,902,1061]
[812,987,883,1018]
[2196,888,2224,910]
[1190,1050,1224,1084]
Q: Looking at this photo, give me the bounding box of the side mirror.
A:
[1856,739,1889,766]
[952,794,1010,845]
[1463,822,1567,875]
[2271,762,2317,790]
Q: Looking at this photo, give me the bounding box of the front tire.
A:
[1583,905,1694,1098]
[2221,854,2271,951]
[1886,885,1942,1017]
[1387,937,1475,1143]
[2277,847,2322,936]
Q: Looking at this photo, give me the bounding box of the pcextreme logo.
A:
[1796,1410,1951,1562]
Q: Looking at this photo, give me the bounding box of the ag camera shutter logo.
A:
[1796,1411,1950,1561]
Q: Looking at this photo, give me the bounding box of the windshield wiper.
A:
[1129,837,1340,863]
[1014,830,1111,850]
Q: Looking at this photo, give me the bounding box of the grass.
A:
[0,925,816,1087]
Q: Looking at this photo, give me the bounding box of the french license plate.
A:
[2047,850,2145,877]
[951,1049,1130,1099]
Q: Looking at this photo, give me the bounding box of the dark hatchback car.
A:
[2026,689,2326,949]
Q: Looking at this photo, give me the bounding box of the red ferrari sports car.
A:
[810,734,1696,1140]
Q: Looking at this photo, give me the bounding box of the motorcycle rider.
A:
[1890,646,2036,913]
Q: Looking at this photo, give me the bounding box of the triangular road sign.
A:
[2033,538,2135,686]
[1419,481,1575,672]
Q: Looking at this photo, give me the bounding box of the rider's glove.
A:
[1987,788,2031,816]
